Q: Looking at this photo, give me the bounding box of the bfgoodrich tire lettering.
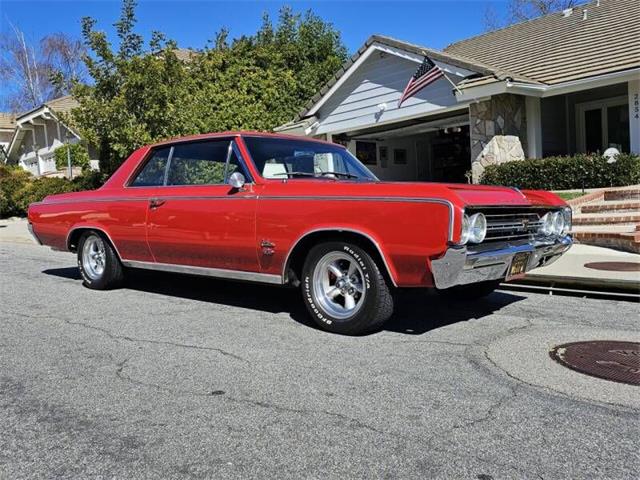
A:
[77,231,124,290]
[301,241,393,335]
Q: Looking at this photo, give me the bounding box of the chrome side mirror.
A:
[228,172,246,189]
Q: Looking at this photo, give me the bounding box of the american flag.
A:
[398,57,445,107]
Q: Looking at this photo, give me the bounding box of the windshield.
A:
[243,136,378,181]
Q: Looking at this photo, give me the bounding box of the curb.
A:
[507,273,640,294]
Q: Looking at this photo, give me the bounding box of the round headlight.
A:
[540,212,554,236]
[561,207,572,236]
[460,214,471,245]
[552,211,565,236]
[468,213,487,243]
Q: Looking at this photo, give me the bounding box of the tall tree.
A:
[484,0,579,30]
[71,0,347,174]
[0,24,87,112]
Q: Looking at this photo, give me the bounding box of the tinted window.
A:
[243,136,377,181]
[130,147,171,187]
[166,140,232,186]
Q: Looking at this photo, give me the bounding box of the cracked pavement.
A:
[1,242,639,479]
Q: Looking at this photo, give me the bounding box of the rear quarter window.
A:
[130,147,172,187]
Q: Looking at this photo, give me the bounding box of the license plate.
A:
[507,252,530,280]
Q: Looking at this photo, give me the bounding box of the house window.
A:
[576,96,629,153]
[356,141,377,165]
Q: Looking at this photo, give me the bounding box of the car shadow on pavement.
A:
[43,267,526,336]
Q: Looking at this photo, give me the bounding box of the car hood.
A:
[259,180,565,209]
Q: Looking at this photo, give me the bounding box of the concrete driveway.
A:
[1,241,639,479]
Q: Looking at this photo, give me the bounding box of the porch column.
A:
[525,96,542,159]
[629,79,640,154]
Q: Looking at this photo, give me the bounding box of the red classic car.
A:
[28,132,572,334]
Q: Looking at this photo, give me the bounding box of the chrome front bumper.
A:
[431,236,573,290]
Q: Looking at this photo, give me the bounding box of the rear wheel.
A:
[301,241,393,335]
[437,279,501,300]
[77,231,124,290]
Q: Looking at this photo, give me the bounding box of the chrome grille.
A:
[485,212,541,241]
[467,207,557,243]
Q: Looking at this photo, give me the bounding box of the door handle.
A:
[149,198,165,209]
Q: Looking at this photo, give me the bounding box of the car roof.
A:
[149,131,344,149]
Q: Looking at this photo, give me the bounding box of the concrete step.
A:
[604,189,640,201]
[572,211,640,226]
[573,230,640,254]
[581,200,640,214]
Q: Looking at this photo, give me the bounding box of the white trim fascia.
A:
[373,43,476,78]
[455,68,640,102]
[352,113,469,140]
[306,42,479,118]
[318,103,470,136]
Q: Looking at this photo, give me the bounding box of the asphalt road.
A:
[1,241,639,479]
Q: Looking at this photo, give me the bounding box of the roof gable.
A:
[295,35,492,121]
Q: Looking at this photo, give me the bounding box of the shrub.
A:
[13,177,75,214]
[0,166,107,218]
[479,153,640,190]
[0,165,32,217]
[54,143,91,171]
[72,170,107,191]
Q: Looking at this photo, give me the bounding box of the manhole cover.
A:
[550,341,640,386]
[584,261,640,272]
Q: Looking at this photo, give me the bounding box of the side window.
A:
[130,147,171,187]
[166,140,233,186]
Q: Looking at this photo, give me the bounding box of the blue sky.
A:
[1,1,504,54]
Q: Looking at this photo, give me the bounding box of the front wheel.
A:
[77,231,124,290]
[301,242,393,335]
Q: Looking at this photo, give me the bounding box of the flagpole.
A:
[441,69,463,96]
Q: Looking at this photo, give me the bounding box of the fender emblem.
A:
[261,240,275,256]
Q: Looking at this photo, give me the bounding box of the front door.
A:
[145,139,258,272]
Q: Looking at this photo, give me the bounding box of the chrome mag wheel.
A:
[312,251,366,320]
[81,234,106,280]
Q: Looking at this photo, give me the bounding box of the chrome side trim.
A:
[121,259,282,285]
[43,195,257,206]
[282,227,399,287]
[262,196,456,242]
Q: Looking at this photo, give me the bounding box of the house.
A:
[276,0,640,183]
[0,113,16,162]
[3,95,97,177]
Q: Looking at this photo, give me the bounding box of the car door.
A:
[145,138,259,272]
[114,146,171,262]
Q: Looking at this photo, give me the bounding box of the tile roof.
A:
[44,95,79,115]
[444,0,640,85]
[174,48,196,62]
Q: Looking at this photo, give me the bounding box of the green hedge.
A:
[479,153,640,190]
[0,165,106,218]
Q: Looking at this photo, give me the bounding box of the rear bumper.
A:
[27,222,43,245]
[431,236,573,290]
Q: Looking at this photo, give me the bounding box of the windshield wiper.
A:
[271,171,361,180]
[319,171,359,179]
[271,171,318,178]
